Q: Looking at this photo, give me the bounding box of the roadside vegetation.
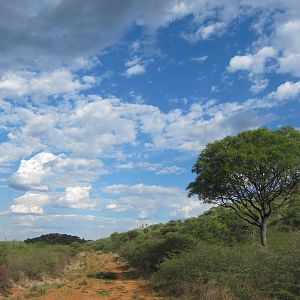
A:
[85,196,300,300]
[0,198,299,299]
[0,241,78,294]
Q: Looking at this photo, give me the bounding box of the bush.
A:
[152,233,300,299]
[0,242,75,292]
[119,233,196,275]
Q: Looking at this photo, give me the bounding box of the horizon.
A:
[0,0,300,240]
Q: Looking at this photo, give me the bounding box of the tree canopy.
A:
[187,127,300,245]
[24,233,85,245]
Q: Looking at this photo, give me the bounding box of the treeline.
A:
[84,197,300,299]
[24,233,86,245]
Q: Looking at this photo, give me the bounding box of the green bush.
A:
[0,242,75,292]
[119,233,196,274]
[152,233,300,299]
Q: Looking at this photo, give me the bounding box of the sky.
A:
[0,0,300,240]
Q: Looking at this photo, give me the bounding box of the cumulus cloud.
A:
[9,152,105,191]
[0,94,273,175]
[125,64,146,77]
[228,46,277,73]
[10,192,49,214]
[59,186,96,209]
[275,20,300,77]
[228,46,277,93]
[270,81,300,100]
[0,69,94,102]
[9,152,56,191]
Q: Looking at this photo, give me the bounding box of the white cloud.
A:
[270,81,300,100]
[228,46,277,93]
[10,192,48,214]
[124,56,149,77]
[182,22,226,42]
[106,203,117,210]
[116,161,184,175]
[279,53,300,77]
[10,204,43,214]
[228,46,277,73]
[9,152,105,191]
[103,183,180,196]
[140,102,267,153]
[250,78,269,94]
[59,186,96,209]
[169,200,212,219]
[197,22,226,40]
[191,55,208,63]
[0,68,95,102]
[274,20,300,77]
[102,183,209,220]
[15,214,98,228]
[1,96,140,164]
[125,64,146,77]
[9,152,56,191]
[0,93,274,177]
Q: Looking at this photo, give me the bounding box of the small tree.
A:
[187,127,300,246]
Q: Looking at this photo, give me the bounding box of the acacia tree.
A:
[187,127,300,246]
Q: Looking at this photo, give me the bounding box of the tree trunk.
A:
[260,221,267,246]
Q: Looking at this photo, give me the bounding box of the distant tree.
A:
[127,230,139,242]
[24,233,85,245]
[187,127,300,246]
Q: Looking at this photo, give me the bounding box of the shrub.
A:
[119,233,195,275]
[0,242,75,292]
[152,233,300,299]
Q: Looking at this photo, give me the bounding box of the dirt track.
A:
[5,252,163,300]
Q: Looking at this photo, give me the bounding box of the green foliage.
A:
[271,194,300,231]
[24,233,86,245]
[119,233,195,274]
[153,231,300,299]
[0,242,75,292]
[188,127,300,204]
[87,200,300,298]
[85,196,300,299]
[187,127,300,245]
[181,207,254,244]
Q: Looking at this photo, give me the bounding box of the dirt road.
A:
[5,252,163,300]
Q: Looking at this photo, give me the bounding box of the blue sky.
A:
[1,0,300,240]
